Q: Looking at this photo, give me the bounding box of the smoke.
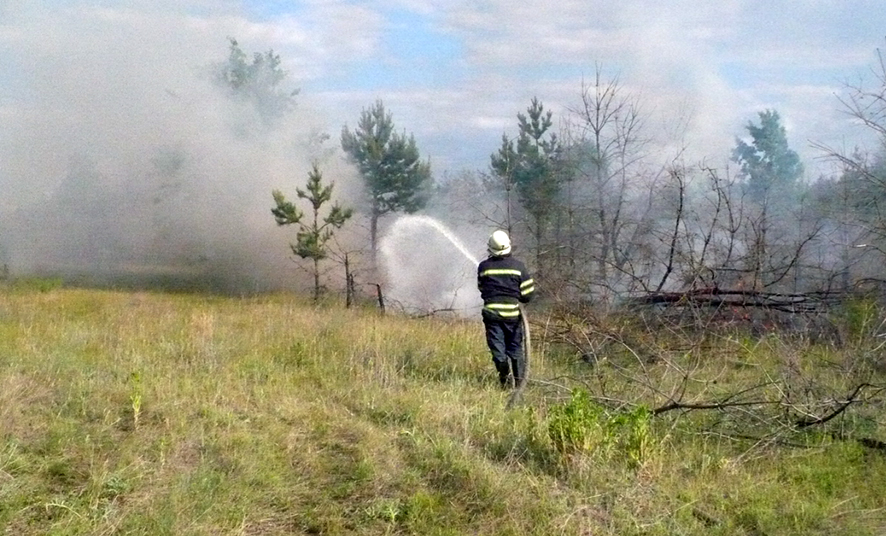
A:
[0,3,362,293]
[379,215,484,316]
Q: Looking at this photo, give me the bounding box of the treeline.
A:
[437,58,886,306]
[4,38,886,304]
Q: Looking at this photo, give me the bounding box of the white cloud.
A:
[3,0,885,181]
[248,5,385,81]
[404,0,885,175]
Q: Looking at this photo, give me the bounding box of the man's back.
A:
[477,254,534,321]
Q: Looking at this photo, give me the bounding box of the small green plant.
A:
[547,388,605,454]
[606,405,653,467]
[128,371,142,430]
[364,498,404,523]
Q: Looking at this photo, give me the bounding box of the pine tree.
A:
[490,98,561,271]
[732,110,803,202]
[216,38,299,127]
[272,163,353,300]
[341,100,432,263]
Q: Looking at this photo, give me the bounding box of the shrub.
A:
[547,388,654,467]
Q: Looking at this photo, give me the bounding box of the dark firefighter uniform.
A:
[477,252,535,388]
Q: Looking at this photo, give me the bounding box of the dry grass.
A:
[1,287,885,534]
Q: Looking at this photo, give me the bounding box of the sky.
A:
[2,0,886,183]
[1,0,886,296]
[245,0,886,177]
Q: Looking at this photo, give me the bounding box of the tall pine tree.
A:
[341,100,432,264]
[491,98,561,272]
[732,110,803,202]
[216,38,299,127]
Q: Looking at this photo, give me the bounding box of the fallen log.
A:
[626,288,842,313]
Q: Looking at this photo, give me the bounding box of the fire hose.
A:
[505,304,530,409]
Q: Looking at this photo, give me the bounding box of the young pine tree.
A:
[272,163,353,300]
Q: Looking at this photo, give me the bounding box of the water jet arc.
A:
[388,215,480,266]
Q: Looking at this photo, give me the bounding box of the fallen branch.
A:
[627,288,842,313]
[653,398,780,416]
[795,383,876,428]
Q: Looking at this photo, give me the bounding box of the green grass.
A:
[1,288,885,534]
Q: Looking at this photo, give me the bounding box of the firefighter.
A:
[477,230,535,389]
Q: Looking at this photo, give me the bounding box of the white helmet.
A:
[487,230,511,256]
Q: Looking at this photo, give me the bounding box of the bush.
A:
[8,276,64,293]
[547,388,654,467]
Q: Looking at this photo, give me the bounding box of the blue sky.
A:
[2,0,886,185]
[239,0,886,176]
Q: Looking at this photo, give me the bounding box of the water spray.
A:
[379,215,481,314]
[387,214,479,265]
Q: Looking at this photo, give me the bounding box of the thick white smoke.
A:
[0,3,362,292]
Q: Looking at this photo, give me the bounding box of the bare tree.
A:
[558,66,656,300]
[812,43,886,285]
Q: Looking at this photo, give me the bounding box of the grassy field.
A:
[1,284,885,535]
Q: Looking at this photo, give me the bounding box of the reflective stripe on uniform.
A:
[483,302,520,317]
[485,303,519,310]
[484,308,520,317]
[480,268,522,277]
[520,278,535,296]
